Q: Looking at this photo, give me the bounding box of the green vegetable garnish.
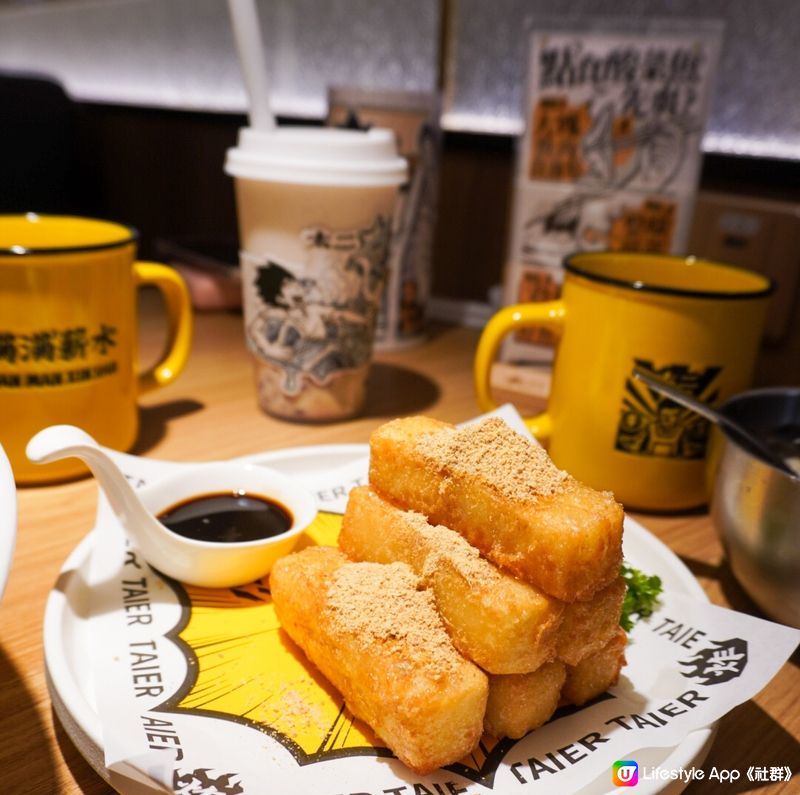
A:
[620,563,663,632]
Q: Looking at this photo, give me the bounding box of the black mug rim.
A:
[0,213,139,256]
[564,251,775,301]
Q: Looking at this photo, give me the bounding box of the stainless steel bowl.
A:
[708,388,800,627]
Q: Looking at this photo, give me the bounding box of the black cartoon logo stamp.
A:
[679,638,748,686]
[173,767,244,795]
[246,216,390,395]
[615,361,721,459]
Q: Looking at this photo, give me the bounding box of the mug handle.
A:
[134,262,193,394]
[473,300,566,442]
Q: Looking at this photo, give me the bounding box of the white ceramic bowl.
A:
[27,425,318,589]
[135,462,318,587]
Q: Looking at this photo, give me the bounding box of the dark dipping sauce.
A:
[158,491,293,544]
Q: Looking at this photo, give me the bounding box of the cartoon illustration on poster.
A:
[518,189,681,265]
[525,30,721,193]
[501,24,720,362]
[501,181,693,361]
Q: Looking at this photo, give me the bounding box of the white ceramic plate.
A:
[0,442,16,601]
[43,444,714,795]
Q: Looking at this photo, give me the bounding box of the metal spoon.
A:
[632,367,798,478]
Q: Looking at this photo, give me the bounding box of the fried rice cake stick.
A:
[340,485,564,674]
[484,661,566,739]
[368,416,623,602]
[270,546,489,775]
[486,628,628,739]
[561,626,628,706]
[557,576,626,666]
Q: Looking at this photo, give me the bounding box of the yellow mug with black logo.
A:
[0,214,192,484]
[475,252,772,511]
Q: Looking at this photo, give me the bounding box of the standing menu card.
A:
[503,20,722,360]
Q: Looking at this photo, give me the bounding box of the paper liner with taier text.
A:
[86,409,799,794]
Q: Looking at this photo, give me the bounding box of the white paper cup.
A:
[225,127,407,421]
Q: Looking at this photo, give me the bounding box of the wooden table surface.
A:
[1,299,797,794]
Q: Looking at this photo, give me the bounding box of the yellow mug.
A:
[475,252,773,511]
[0,214,193,484]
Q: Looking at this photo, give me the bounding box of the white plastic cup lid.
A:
[224,126,408,187]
